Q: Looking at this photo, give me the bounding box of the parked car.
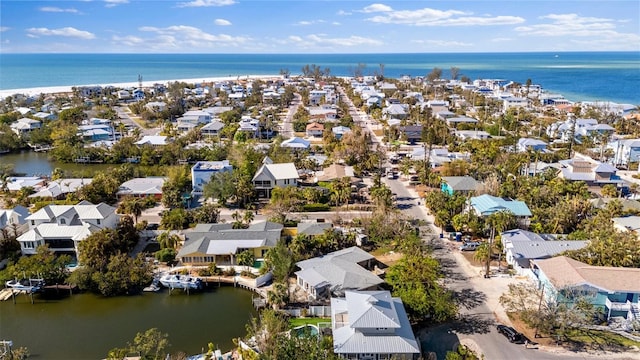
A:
[459,241,481,251]
[497,325,524,343]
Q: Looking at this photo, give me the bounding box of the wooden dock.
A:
[0,288,16,301]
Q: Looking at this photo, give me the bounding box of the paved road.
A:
[115,105,159,136]
[281,93,301,138]
[383,176,631,359]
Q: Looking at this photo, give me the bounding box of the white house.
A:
[10,118,41,135]
[517,138,548,153]
[17,201,118,256]
[178,110,212,124]
[608,139,640,167]
[135,135,170,147]
[331,290,421,360]
[0,205,30,239]
[252,162,299,198]
[117,177,166,200]
[191,160,233,195]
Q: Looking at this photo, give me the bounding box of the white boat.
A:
[159,274,203,290]
[5,278,45,292]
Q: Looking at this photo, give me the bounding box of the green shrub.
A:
[223,267,237,276]
[302,203,330,212]
[154,248,176,263]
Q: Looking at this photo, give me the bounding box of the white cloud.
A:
[26,27,96,40]
[105,0,129,8]
[214,19,232,26]
[411,39,472,47]
[491,37,512,42]
[139,25,249,48]
[285,34,383,48]
[364,5,524,26]
[337,10,352,16]
[40,7,79,13]
[0,27,9,32]
[515,13,616,36]
[176,0,235,8]
[362,4,392,13]
[332,22,341,26]
[111,35,145,47]
[295,20,326,26]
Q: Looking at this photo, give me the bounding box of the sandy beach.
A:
[0,74,281,99]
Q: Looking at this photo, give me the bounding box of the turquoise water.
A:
[1,52,638,104]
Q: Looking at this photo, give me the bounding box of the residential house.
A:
[608,139,640,167]
[295,246,383,300]
[202,106,234,117]
[517,138,548,153]
[557,153,623,187]
[178,110,212,125]
[306,122,325,138]
[468,194,532,227]
[612,216,640,240]
[5,177,46,193]
[200,120,225,138]
[365,96,383,108]
[332,126,351,140]
[383,104,408,120]
[237,117,260,138]
[501,229,588,276]
[78,124,113,142]
[331,290,421,360]
[280,137,310,150]
[502,97,529,112]
[316,164,356,182]
[446,116,478,128]
[32,112,57,121]
[191,160,233,195]
[117,177,166,200]
[135,135,170,147]
[399,126,423,145]
[145,101,167,113]
[455,130,491,140]
[590,198,640,213]
[296,221,333,238]
[10,118,41,135]
[177,221,283,266]
[309,106,338,122]
[0,205,30,240]
[533,256,640,321]
[252,162,299,197]
[28,178,93,200]
[440,176,478,196]
[17,201,118,256]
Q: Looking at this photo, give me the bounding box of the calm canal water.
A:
[1,150,116,177]
[0,286,257,359]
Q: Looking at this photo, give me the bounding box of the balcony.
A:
[606,297,632,312]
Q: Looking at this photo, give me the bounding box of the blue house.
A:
[191,160,233,195]
[468,194,532,227]
[534,256,640,321]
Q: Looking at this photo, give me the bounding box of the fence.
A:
[281,305,331,318]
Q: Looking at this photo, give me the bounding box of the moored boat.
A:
[159,274,203,290]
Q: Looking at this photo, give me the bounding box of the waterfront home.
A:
[10,118,41,135]
[556,152,623,188]
[135,135,170,147]
[177,221,283,266]
[440,176,478,196]
[116,177,166,200]
[468,194,532,227]
[191,160,233,195]
[331,290,421,360]
[17,201,118,256]
[306,122,324,138]
[28,178,93,200]
[612,216,640,240]
[517,138,548,153]
[608,138,640,167]
[78,124,113,142]
[533,256,640,321]
[295,247,383,300]
[501,229,588,276]
[0,205,30,239]
[252,162,299,198]
[199,120,225,138]
[5,177,46,192]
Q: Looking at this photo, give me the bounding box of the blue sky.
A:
[1,0,639,53]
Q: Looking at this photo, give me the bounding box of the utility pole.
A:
[485,226,494,278]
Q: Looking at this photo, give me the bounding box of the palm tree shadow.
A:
[453,287,487,310]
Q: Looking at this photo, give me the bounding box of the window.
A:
[97,219,101,225]
[31,220,35,226]
[60,218,66,225]
[24,241,35,249]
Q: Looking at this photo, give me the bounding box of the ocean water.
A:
[1,52,638,104]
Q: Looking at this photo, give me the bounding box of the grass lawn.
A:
[561,328,640,351]
[289,317,330,328]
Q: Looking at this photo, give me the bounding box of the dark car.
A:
[497,325,524,344]
[146,223,159,230]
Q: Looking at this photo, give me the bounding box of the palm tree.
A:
[330,177,351,209]
[157,231,179,250]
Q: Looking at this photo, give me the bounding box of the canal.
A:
[0,286,257,359]
[1,150,116,177]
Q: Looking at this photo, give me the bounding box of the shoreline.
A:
[0,74,282,99]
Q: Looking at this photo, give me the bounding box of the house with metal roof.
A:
[295,247,383,300]
[533,256,640,321]
[17,201,118,256]
[331,290,420,359]
[517,138,548,153]
[117,177,166,200]
[440,176,478,195]
[501,229,588,276]
[612,216,640,240]
[468,194,532,227]
[135,135,170,147]
[177,221,283,266]
[252,162,299,198]
[0,205,30,240]
[280,137,310,150]
[191,160,233,195]
[557,152,623,187]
